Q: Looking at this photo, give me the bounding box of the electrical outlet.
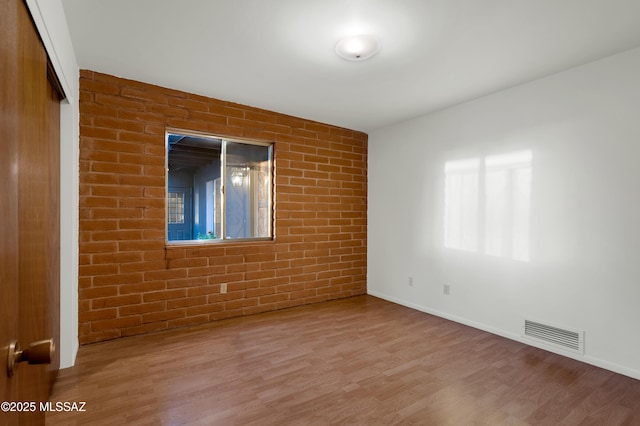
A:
[408,276,414,287]
[443,284,450,295]
[220,283,227,294]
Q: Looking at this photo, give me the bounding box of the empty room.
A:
[2,0,640,424]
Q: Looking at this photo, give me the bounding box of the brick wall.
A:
[78,70,368,344]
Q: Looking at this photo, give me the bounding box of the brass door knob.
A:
[6,339,55,377]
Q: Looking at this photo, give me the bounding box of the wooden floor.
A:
[47,296,640,425]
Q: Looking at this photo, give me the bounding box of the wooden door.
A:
[1,0,62,424]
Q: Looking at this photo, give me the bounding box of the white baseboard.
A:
[59,339,79,370]
[367,290,640,381]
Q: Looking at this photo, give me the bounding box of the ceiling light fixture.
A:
[335,34,380,61]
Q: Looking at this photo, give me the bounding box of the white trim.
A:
[25,0,75,102]
[26,0,80,369]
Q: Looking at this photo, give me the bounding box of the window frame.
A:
[165,129,274,245]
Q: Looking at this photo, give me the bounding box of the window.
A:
[444,150,532,262]
[166,131,273,243]
[167,192,185,224]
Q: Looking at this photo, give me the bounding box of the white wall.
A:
[27,0,80,369]
[368,47,640,379]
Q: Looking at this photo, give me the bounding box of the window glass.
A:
[225,141,272,239]
[166,132,273,243]
[167,192,185,224]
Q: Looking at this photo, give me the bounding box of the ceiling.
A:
[167,134,221,174]
[61,0,640,133]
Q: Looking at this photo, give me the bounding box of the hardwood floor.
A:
[47,296,640,425]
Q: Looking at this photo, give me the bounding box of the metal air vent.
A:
[523,319,584,354]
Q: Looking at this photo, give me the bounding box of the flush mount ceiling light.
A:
[335,34,380,61]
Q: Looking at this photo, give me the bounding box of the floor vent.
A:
[523,320,584,354]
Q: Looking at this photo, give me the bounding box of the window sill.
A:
[165,237,274,247]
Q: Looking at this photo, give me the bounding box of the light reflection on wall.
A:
[444,158,480,252]
[444,151,532,262]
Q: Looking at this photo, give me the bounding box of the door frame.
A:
[25,0,81,369]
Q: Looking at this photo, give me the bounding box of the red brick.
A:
[142,309,185,323]
[167,296,206,309]
[91,316,142,332]
[78,70,367,344]
[91,294,142,309]
[79,308,117,323]
[119,302,166,316]
[143,289,187,302]
[121,323,168,337]
[92,272,143,286]
[119,281,166,295]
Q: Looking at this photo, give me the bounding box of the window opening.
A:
[166,132,273,243]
